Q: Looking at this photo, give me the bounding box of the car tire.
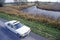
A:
[17,33,21,38]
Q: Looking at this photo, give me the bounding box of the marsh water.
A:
[23,6,60,19]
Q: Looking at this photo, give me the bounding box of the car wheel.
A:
[17,33,21,38]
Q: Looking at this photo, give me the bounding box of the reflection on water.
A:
[23,6,60,19]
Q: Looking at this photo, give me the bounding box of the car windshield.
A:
[14,23,24,29]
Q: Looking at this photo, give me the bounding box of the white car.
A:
[5,20,31,37]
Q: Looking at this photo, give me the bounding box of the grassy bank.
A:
[0,12,60,40]
[0,6,60,29]
[37,3,60,11]
[5,5,34,10]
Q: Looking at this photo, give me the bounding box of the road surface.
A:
[0,18,47,40]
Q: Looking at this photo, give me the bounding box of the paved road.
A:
[0,18,47,40]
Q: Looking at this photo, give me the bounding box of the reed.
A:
[0,5,60,29]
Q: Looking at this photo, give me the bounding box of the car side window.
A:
[8,23,13,28]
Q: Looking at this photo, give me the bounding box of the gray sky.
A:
[28,0,59,2]
[5,0,60,3]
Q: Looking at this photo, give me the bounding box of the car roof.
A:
[7,20,20,25]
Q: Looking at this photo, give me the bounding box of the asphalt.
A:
[0,18,47,40]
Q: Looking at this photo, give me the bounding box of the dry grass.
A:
[0,5,60,40]
[0,5,60,29]
[5,5,34,10]
[37,3,60,11]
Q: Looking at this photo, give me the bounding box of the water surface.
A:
[23,6,60,19]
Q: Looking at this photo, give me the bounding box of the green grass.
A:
[0,12,60,40]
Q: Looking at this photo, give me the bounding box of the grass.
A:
[1,6,60,29]
[5,5,34,10]
[37,3,60,11]
[0,12,60,40]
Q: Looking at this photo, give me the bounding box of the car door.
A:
[7,23,16,33]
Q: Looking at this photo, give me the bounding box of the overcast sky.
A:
[28,0,59,2]
[5,0,60,3]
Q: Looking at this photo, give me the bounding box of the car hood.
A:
[16,26,30,34]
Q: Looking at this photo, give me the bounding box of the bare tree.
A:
[14,0,20,5]
[0,0,5,7]
[14,0,27,5]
